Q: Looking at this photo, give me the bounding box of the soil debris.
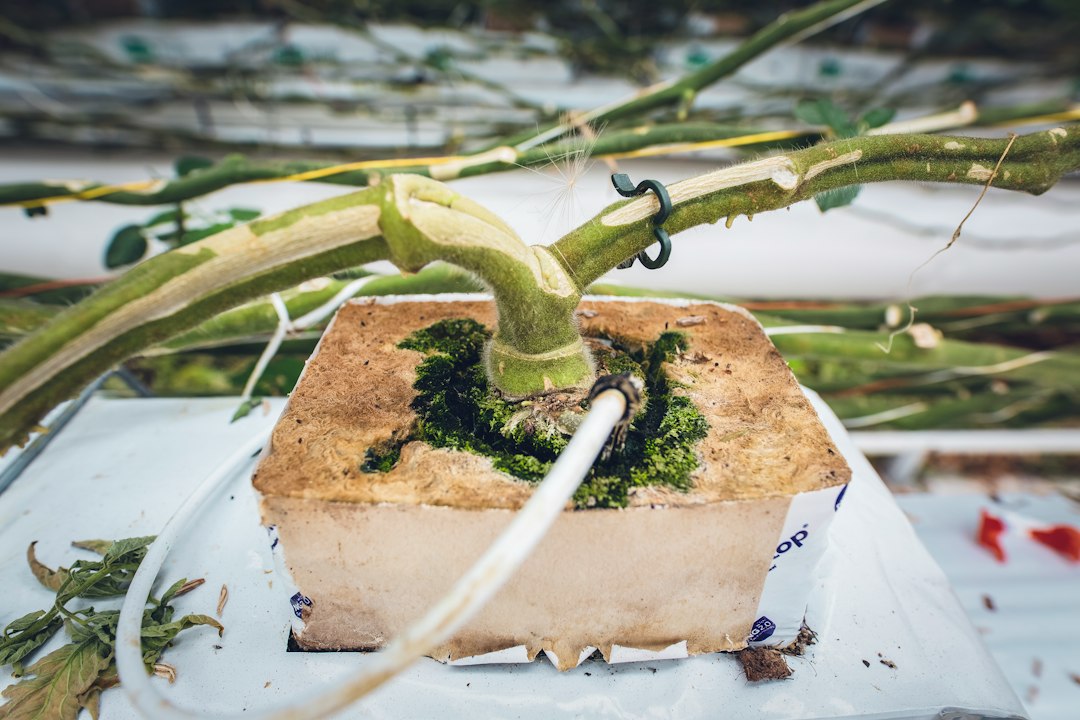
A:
[154,663,177,683]
[782,625,817,657]
[171,577,205,598]
[676,315,706,327]
[982,594,996,611]
[738,647,793,682]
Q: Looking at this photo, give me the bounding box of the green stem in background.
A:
[496,0,888,150]
[0,122,816,208]
[599,0,889,124]
[0,0,877,210]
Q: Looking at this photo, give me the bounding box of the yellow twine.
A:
[9,111,1080,210]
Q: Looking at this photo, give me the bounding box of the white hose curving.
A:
[116,388,628,719]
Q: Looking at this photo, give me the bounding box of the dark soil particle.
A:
[737,647,793,682]
[364,318,709,509]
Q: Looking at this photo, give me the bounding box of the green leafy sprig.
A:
[0,537,223,720]
[105,205,262,269]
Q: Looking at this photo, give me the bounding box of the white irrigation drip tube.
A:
[116,386,629,720]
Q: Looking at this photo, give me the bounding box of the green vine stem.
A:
[551,128,1080,287]
[1,126,1079,452]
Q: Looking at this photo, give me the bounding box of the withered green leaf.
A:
[0,611,62,668]
[102,536,155,564]
[0,639,111,720]
[70,540,112,555]
[26,542,68,591]
[230,396,263,422]
[140,614,223,667]
[62,536,155,600]
[2,535,219,719]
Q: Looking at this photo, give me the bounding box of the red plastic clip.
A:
[1029,525,1080,562]
[976,509,1007,563]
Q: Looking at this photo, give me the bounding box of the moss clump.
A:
[365,318,708,509]
[361,445,400,473]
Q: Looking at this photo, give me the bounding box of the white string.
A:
[237,277,377,405]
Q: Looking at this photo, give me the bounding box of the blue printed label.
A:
[749,616,776,643]
[290,592,313,619]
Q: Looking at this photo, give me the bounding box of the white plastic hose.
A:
[116,388,627,719]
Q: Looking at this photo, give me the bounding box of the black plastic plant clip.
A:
[610,173,672,270]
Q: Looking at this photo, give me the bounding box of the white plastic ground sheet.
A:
[0,394,1026,720]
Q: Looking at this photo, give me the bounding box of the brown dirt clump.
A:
[738,647,793,681]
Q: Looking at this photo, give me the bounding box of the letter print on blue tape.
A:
[291,592,314,619]
[749,616,776,643]
[771,524,810,572]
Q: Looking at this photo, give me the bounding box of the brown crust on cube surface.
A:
[252,298,850,508]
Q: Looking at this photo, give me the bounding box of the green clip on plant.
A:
[2,127,1079,452]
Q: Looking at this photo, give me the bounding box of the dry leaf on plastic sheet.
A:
[0,640,110,720]
[26,542,69,591]
[1,537,224,720]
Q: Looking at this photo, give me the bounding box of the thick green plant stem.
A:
[553,126,1080,286]
[0,177,589,450]
[375,176,591,395]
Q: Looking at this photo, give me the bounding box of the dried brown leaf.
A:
[217,585,229,617]
[153,663,177,684]
[76,687,101,720]
[26,542,68,592]
[173,578,206,598]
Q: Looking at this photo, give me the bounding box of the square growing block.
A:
[253,296,850,670]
